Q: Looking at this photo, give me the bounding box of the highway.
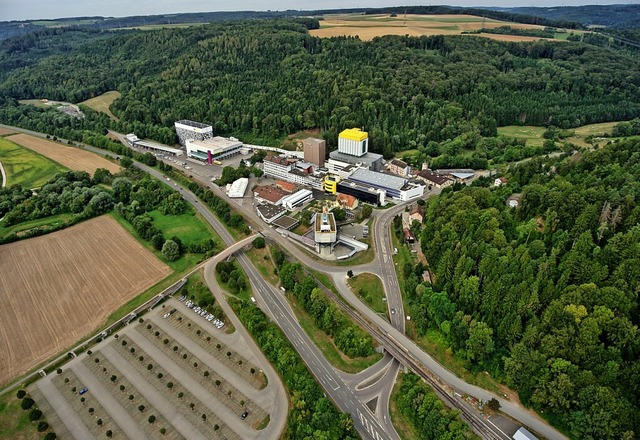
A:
[0,123,566,439]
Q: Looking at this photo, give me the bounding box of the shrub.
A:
[160,427,166,435]
[157,373,163,379]
[64,378,70,383]
[129,394,134,400]
[163,339,169,345]
[28,409,42,421]
[97,418,103,426]
[121,340,127,346]
[37,421,49,432]
[130,348,135,353]
[147,364,153,370]
[139,356,144,361]
[148,415,156,423]
[119,385,125,391]
[201,414,207,421]
[203,371,210,377]
[253,236,266,249]
[106,430,113,438]
[178,392,184,398]
[44,433,57,440]
[95,358,100,363]
[87,350,92,355]
[154,331,160,337]
[110,375,117,382]
[214,424,219,431]
[21,397,35,410]
[147,324,152,330]
[167,382,174,389]
[138,405,145,412]
[56,368,62,375]
[80,397,85,403]
[189,403,195,410]
[16,390,26,399]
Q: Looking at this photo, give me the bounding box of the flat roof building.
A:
[329,150,383,172]
[350,168,424,201]
[303,138,326,167]
[281,189,313,210]
[314,212,337,245]
[337,179,385,206]
[254,185,289,205]
[175,120,213,145]
[186,137,243,163]
[256,204,287,224]
[338,128,368,157]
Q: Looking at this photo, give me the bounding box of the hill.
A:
[503,4,640,28]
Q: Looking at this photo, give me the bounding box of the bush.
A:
[44,433,57,440]
[160,427,166,435]
[253,237,266,249]
[148,415,156,423]
[28,409,42,421]
[16,390,26,399]
[21,397,35,410]
[106,430,113,438]
[56,368,62,375]
[37,421,49,432]
[97,418,103,426]
[138,405,145,412]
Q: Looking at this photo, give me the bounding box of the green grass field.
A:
[0,213,75,239]
[0,137,67,188]
[499,121,630,149]
[0,391,44,440]
[80,91,121,121]
[147,209,215,246]
[348,273,388,315]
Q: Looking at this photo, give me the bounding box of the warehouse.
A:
[349,168,423,201]
[281,189,313,210]
[186,136,243,163]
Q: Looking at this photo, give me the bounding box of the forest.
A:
[406,138,640,439]
[1,19,640,161]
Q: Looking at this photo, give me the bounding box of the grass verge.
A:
[389,373,419,440]
[0,137,67,188]
[0,391,51,440]
[246,245,279,286]
[288,294,382,374]
[347,273,387,315]
[0,213,74,239]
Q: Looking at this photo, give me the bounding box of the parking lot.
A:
[31,297,280,439]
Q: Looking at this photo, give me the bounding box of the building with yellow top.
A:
[338,128,368,157]
[324,175,340,194]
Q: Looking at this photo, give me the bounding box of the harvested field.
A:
[311,13,552,41]
[0,215,171,385]
[6,133,121,176]
[0,127,16,136]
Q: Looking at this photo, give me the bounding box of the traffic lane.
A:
[239,256,392,440]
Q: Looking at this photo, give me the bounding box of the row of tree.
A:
[230,298,357,439]
[276,257,375,358]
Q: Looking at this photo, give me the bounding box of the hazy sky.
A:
[2,0,639,21]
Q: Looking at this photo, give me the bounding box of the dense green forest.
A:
[1,19,640,161]
[406,139,640,439]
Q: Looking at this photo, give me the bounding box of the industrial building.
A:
[416,170,453,189]
[256,204,287,224]
[254,185,289,205]
[303,137,326,167]
[338,128,369,156]
[336,179,385,206]
[328,150,383,172]
[125,134,183,156]
[263,155,325,189]
[349,168,423,201]
[175,120,213,145]
[226,178,249,198]
[186,137,243,163]
[281,189,313,210]
[388,159,410,177]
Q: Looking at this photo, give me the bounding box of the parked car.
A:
[79,387,88,395]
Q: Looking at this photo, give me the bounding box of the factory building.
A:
[186,137,243,163]
[336,178,385,206]
[338,128,368,156]
[349,168,423,201]
[328,150,383,172]
[175,120,213,145]
[281,189,313,210]
[125,134,183,156]
[303,137,326,167]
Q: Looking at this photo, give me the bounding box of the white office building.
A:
[186,137,243,162]
[281,189,313,210]
[175,120,213,145]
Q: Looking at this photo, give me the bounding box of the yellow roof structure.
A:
[339,128,368,142]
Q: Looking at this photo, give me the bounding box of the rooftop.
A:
[350,168,408,191]
[264,155,293,167]
[188,136,242,151]
[254,185,289,204]
[339,128,368,142]
[315,212,337,233]
[227,177,249,198]
[390,159,408,168]
[336,193,358,209]
[256,204,287,222]
[417,170,450,185]
[276,180,296,193]
[175,120,212,129]
[272,215,299,230]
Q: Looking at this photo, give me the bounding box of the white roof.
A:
[135,139,183,155]
[227,178,249,198]
[513,427,538,440]
[281,189,313,206]
[187,136,242,153]
[350,168,407,191]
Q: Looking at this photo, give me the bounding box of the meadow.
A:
[0,137,67,188]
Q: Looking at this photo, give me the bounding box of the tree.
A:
[120,157,133,168]
[360,204,373,219]
[21,397,35,410]
[16,390,26,399]
[44,433,57,440]
[487,398,501,411]
[148,415,156,423]
[106,430,113,438]
[347,270,354,278]
[151,234,165,251]
[138,405,145,412]
[466,320,494,364]
[253,236,266,249]
[162,239,180,261]
[28,409,42,421]
[331,207,347,221]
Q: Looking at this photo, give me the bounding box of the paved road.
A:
[1,123,564,439]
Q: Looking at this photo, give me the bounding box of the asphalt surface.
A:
[1,123,566,440]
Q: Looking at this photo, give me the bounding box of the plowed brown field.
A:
[0,215,171,385]
[0,127,16,136]
[7,133,121,175]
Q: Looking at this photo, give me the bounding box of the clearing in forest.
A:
[0,137,67,188]
[6,133,121,176]
[311,14,554,41]
[0,215,171,385]
[498,121,630,149]
[80,90,121,121]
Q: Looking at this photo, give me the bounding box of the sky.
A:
[2,0,639,21]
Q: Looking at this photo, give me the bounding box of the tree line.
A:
[1,19,639,162]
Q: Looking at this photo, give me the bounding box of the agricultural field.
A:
[0,137,67,188]
[31,298,282,440]
[6,133,121,176]
[498,121,628,149]
[0,127,16,136]
[0,215,171,386]
[80,91,121,121]
[311,14,554,41]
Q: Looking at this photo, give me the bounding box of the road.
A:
[1,123,566,439]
